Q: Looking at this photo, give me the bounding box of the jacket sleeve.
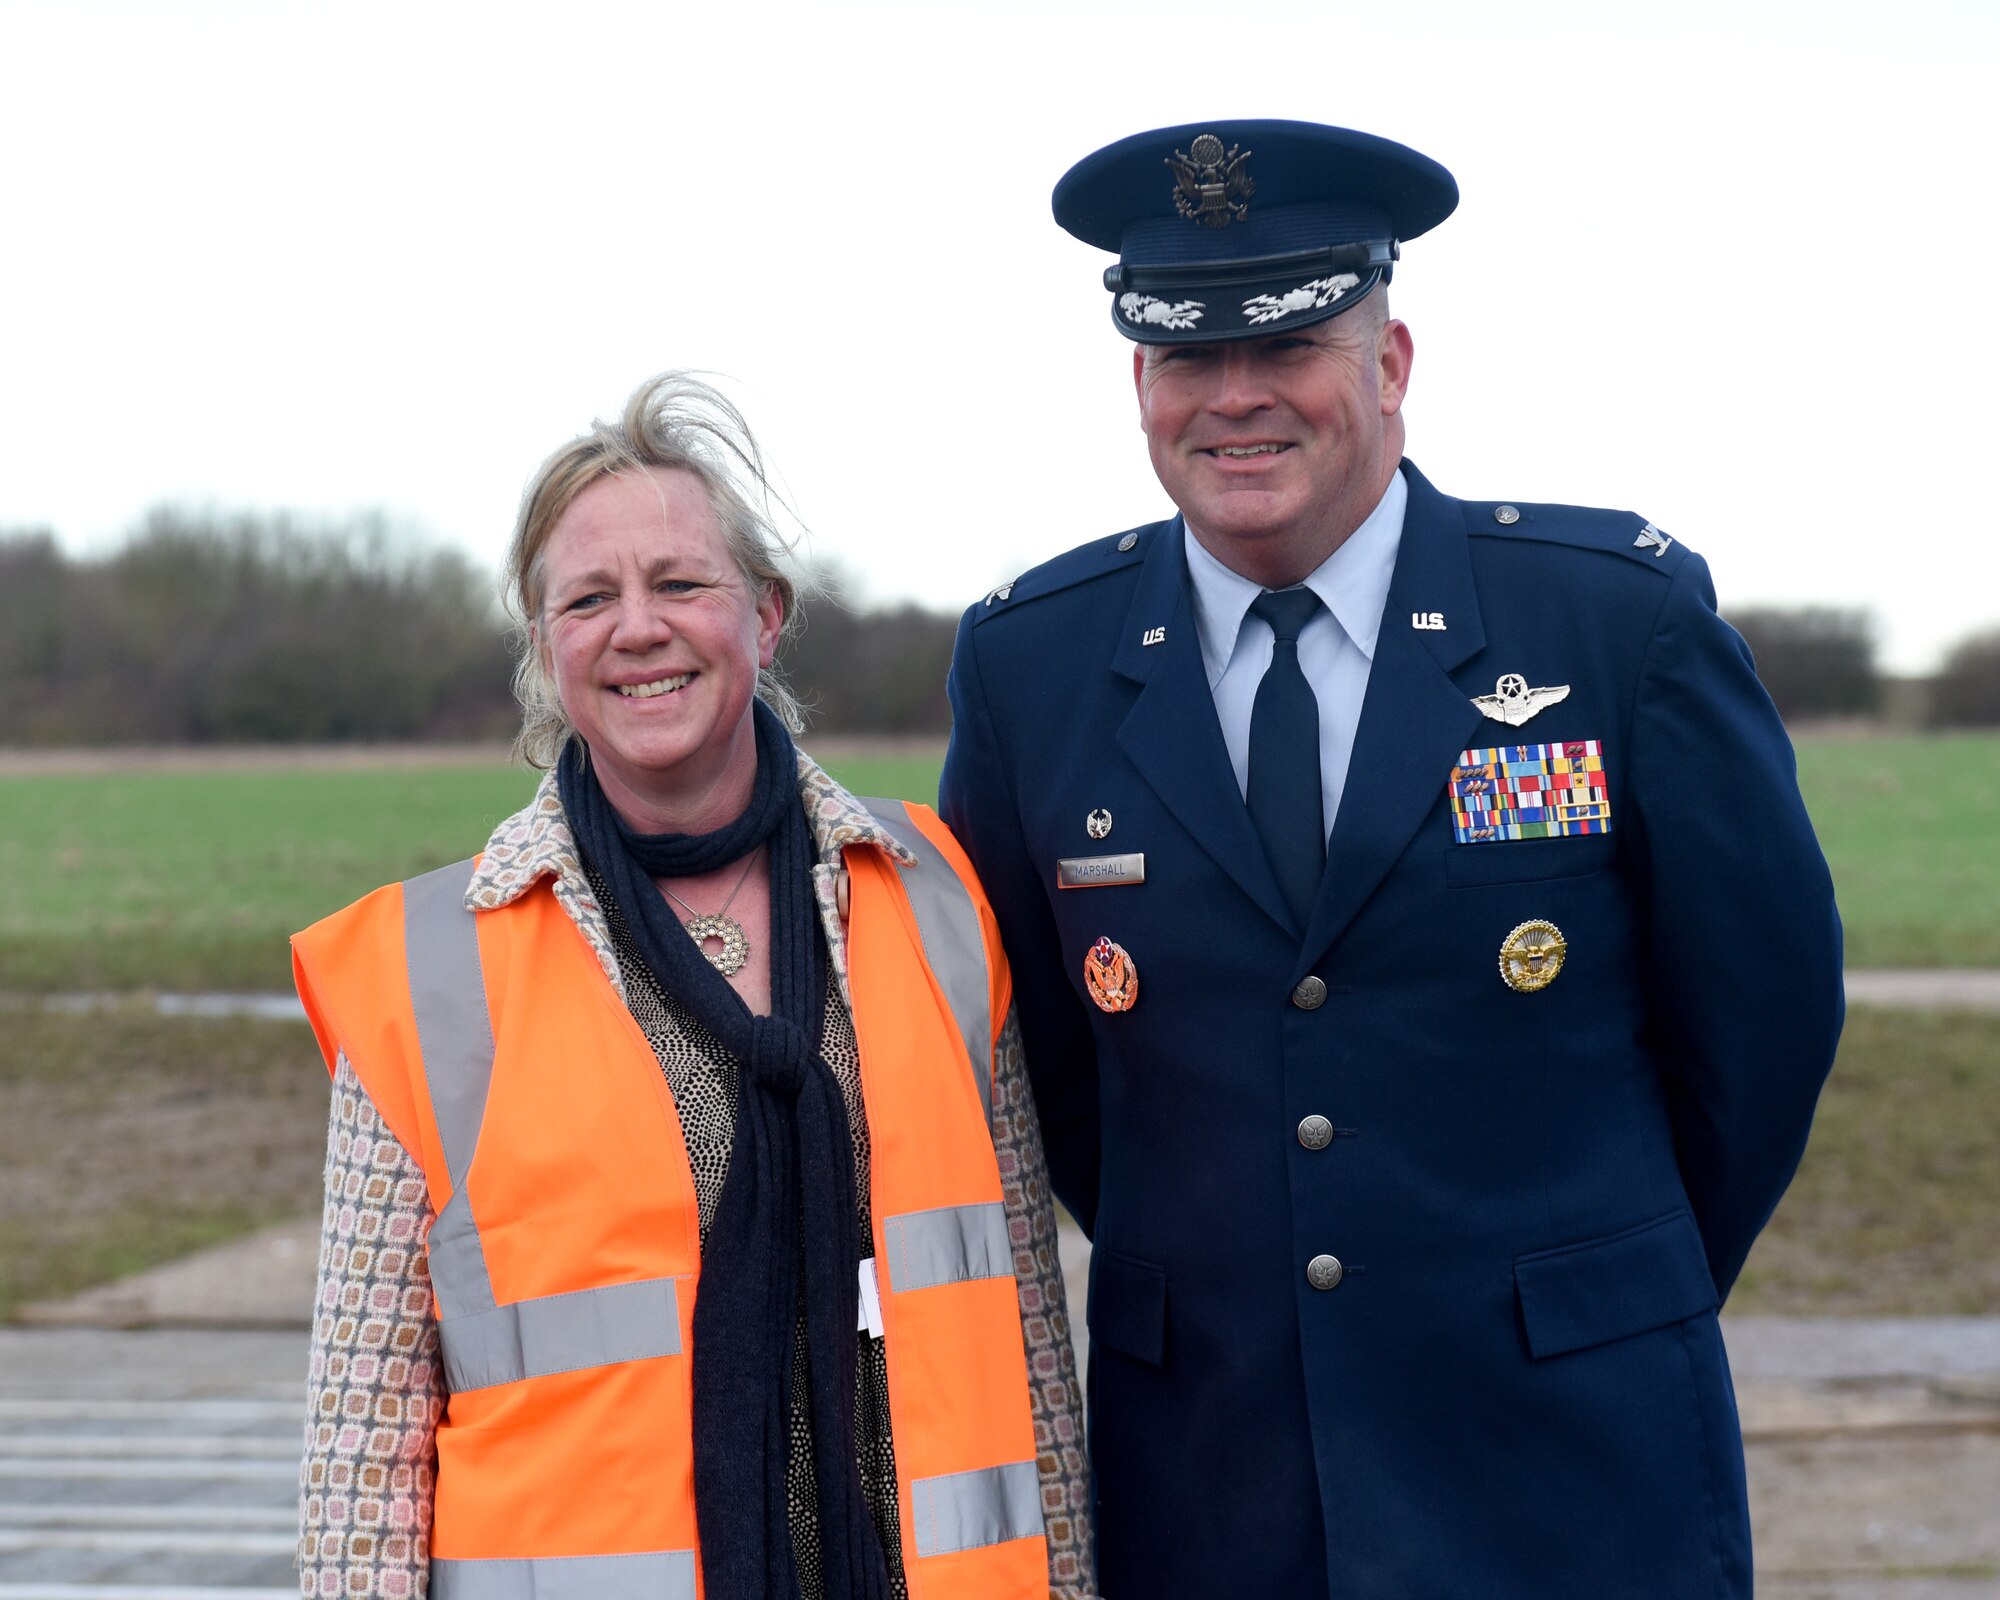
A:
[299,1053,442,1594]
[941,604,1104,1234]
[1627,552,1845,1296]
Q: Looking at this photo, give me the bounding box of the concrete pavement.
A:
[13,1217,2000,1595]
[0,1328,300,1597]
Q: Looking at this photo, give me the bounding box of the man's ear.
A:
[1378,319,1414,417]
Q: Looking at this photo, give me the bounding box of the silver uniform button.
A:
[1307,1254,1344,1291]
[1291,976,1328,1010]
[1297,1115,1333,1151]
[1494,504,1521,525]
[1117,532,1139,552]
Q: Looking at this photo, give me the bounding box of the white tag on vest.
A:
[857,1257,885,1340]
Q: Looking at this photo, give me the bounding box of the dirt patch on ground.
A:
[1731,1008,2000,1317]
[0,1008,329,1318]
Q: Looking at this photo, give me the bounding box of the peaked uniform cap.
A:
[1052,118,1457,344]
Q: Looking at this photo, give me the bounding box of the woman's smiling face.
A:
[536,466,782,829]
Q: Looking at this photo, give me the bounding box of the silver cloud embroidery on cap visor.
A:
[1243,272,1360,326]
[1119,293,1205,330]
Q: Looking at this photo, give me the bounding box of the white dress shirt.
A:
[1185,469,1407,835]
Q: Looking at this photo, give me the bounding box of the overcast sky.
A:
[3,0,1994,672]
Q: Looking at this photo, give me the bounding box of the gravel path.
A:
[13,969,2000,1025]
[1845,970,2000,1012]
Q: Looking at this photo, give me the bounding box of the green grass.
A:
[0,731,1992,993]
[816,755,947,808]
[0,766,542,991]
[0,753,948,993]
[1,1002,1990,1319]
[0,735,1986,1320]
[1792,732,2000,966]
[1731,1006,2000,1315]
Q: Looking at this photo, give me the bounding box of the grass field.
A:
[1732,1005,2000,1315]
[0,735,1992,1320]
[1792,732,2000,966]
[1,732,1993,992]
[0,1002,1990,1320]
[0,753,945,993]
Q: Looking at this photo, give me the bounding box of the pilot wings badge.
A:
[1472,673,1571,727]
[1167,134,1254,228]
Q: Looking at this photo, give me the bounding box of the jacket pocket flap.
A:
[1088,1244,1167,1367]
[1445,832,1615,890]
[1514,1209,1717,1360]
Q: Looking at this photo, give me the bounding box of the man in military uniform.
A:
[939,120,1842,1599]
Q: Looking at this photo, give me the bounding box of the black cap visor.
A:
[1107,240,1393,344]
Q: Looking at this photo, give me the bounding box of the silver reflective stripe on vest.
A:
[403,859,499,1322]
[427,1185,496,1322]
[859,798,994,1126]
[881,1201,1010,1293]
[402,860,680,1389]
[431,1549,697,1600]
[403,859,495,1194]
[442,1275,683,1394]
[910,1459,1043,1558]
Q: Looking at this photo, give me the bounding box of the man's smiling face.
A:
[1133,292,1412,587]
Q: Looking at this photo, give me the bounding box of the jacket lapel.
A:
[1301,462,1488,967]
[1113,521,1294,935]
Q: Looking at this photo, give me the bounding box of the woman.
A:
[294,374,1095,1600]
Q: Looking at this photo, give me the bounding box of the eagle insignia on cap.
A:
[1167,134,1254,228]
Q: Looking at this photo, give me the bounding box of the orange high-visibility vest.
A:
[292,799,1046,1600]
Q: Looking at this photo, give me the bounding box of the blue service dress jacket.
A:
[939,459,1843,1600]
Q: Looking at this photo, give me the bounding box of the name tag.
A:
[857,1257,884,1339]
[1057,853,1146,889]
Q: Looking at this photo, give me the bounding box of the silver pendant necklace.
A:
[658,846,762,977]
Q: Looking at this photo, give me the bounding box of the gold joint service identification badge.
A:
[1499,920,1567,993]
[1084,936,1139,1013]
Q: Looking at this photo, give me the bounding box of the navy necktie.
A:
[1247,588,1326,930]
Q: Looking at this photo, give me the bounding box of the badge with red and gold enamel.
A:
[1083,936,1139,1013]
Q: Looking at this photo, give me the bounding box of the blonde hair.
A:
[503,373,805,767]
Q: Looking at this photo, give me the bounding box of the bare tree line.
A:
[1728,607,2000,727]
[1,514,1995,745]
[0,513,962,745]
[0,513,515,744]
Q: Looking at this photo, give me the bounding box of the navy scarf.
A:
[558,702,890,1600]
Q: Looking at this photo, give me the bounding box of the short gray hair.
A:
[503,372,805,768]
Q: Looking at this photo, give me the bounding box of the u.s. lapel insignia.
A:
[1083,936,1139,1012]
[1499,920,1567,993]
[1634,522,1674,557]
[1168,133,1254,228]
[1472,673,1570,727]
